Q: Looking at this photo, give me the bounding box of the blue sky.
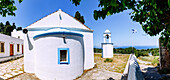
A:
[0,0,160,48]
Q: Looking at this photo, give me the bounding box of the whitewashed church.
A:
[13,9,94,80]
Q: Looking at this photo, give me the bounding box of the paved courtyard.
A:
[0,57,24,80]
[0,54,129,80]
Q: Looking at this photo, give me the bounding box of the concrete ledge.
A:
[0,54,24,63]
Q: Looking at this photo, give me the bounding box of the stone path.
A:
[0,57,24,80]
[138,59,162,80]
[137,59,151,64]
[76,68,122,80]
[6,54,127,80]
[139,64,163,80]
[8,73,40,80]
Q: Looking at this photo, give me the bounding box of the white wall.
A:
[0,33,23,57]
[80,32,94,70]
[11,29,24,40]
[24,29,94,73]
[34,35,84,80]
[23,32,35,73]
[102,44,113,58]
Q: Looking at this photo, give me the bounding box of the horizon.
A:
[0,0,160,47]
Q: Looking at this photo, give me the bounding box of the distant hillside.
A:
[94,46,158,50]
[94,46,159,57]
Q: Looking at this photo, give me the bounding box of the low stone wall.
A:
[121,54,144,80]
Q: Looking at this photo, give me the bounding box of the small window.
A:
[17,44,20,52]
[0,42,5,53]
[58,48,70,64]
[18,36,20,39]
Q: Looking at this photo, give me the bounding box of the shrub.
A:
[104,58,113,62]
[151,57,159,66]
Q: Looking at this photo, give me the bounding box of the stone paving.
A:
[138,59,163,80]
[137,58,152,64]
[4,54,127,80]
[139,64,162,80]
[0,57,24,80]
[76,68,122,80]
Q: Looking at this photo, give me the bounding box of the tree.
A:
[3,21,15,36]
[0,21,18,36]
[4,25,12,36]
[0,0,23,17]
[70,0,170,49]
[16,27,22,31]
[74,11,85,24]
[5,21,10,26]
[0,22,4,33]
[12,23,16,29]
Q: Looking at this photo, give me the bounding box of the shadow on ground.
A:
[0,77,4,80]
[107,77,115,80]
[142,66,170,80]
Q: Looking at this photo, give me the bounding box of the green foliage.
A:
[0,21,18,36]
[115,47,136,54]
[135,50,148,57]
[70,0,81,6]
[74,11,85,24]
[94,47,159,57]
[0,0,23,17]
[94,48,102,53]
[104,58,113,62]
[0,22,4,33]
[12,23,16,29]
[70,0,170,49]
[151,57,159,66]
[16,27,22,31]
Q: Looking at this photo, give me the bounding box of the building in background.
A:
[0,33,23,57]
[12,29,24,40]
[101,29,114,58]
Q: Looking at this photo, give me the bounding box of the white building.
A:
[0,33,23,57]
[12,29,24,40]
[101,29,113,58]
[18,9,94,80]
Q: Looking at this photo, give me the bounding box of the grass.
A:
[94,54,129,73]
[138,56,159,66]
[104,58,113,62]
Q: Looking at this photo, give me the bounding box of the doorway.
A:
[10,44,14,56]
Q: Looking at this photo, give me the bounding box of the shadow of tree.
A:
[107,77,115,80]
[142,67,161,80]
[0,77,3,80]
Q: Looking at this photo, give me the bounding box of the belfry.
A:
[101,29,114,58]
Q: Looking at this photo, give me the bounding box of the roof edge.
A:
[26,9,94,32]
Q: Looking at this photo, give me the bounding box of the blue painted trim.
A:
[101,43,113,45]
[33,32,83,39]
[58,48,70,64]
[27,27,93,33]
[101,43,103,58]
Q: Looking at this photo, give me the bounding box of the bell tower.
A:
[102,29,113,58]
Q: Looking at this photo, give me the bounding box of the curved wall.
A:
[34,35,84,80]
[24,33,35,73]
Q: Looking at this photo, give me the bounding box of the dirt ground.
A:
[76,54,129,80]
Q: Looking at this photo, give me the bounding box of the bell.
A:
[106,35,109,39]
